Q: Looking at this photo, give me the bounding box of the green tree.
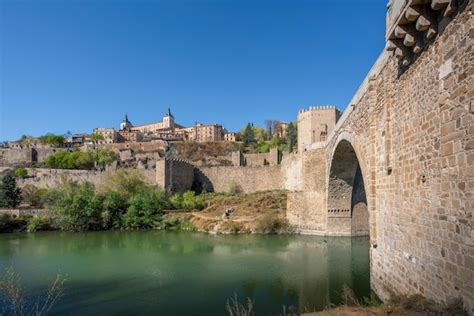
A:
[241,123,255,145]
[19,135,34,147]
[0,175,22,207]
[122,188,169,229]
[54,182,103,231]
[90,133,104,144]
[39,134,65,147]
[101,191,128,229]
[286,122,297,153]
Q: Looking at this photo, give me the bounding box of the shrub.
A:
[42,150,116,170]
[54,182,104,231]
[254,213,289,234]
[101,191,128,229]
[121,187,169,229]
[169,193,184,209]
[14,167,28,178]
[170,191,205,210]
[27,217,51,232]
[21,184,41,207]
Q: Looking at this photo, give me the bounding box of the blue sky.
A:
[0,0,386,141]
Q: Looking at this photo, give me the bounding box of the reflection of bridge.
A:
[288,0,472,312]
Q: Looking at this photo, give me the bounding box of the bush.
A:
[255,213,289,234]
[21,184,51,208]
[54,182,104,231]
[42,150,116,170]
[14,167,28,178]
[101,191,128,229]
[121,188,169,229]
[170,191,205,210]
[27,217,51,232]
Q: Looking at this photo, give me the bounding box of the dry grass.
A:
[163,190,288,234]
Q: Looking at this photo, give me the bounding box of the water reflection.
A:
[0,231,369,315]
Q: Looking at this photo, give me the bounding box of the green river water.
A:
[0,231,370,315]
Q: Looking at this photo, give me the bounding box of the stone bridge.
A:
[288,0,473,312]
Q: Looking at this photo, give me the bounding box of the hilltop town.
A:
[0,105,340,170]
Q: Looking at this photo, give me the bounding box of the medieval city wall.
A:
[156,159,195,194]
[196,165,284,193]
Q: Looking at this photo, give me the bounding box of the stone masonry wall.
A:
[294,4,474,311]
[156,159,195,194]
[196,165,283,193]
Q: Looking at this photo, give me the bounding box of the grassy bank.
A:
[0,167,289,235]
[163,190,290,234]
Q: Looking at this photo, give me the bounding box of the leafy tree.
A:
[19,135,34,147]
[94,149,117,169]
[42,150,116,170]
[170,191,205,210]
[286,122,297,153]
[0,175,22,207]
[101,191,128,229]
[90,133,104,144]
[122,188,169,229]
[38,134,65,147]
[14,167,28,178]
[54,182,104,231]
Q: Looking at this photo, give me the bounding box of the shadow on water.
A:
[0,231,370,315]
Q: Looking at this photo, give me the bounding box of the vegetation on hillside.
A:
[18,133,66,147]
[42,149,117,170]
[239,122,297,154]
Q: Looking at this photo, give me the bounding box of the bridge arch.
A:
[326,132,369,236]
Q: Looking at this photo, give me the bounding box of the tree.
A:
[19,135,34,147]
[286,122,297,153]
[90,133,104,144]
[241,123,256,145]
[122,187,169,229]
[0,175,22,207]
[38,134,65,147]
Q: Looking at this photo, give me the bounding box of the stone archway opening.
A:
[327,139,369,236]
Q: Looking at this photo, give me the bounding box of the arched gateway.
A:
[327,138,368,236]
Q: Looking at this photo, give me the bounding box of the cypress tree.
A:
[0,174,22,207]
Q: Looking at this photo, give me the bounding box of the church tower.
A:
[120,113,132,131]
[162,107,175,129]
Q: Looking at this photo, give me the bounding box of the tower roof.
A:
[165,107,174,118]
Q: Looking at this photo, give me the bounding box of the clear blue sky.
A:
[0,0,386,141]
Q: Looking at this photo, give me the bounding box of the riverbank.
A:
[0,190,289,234]
[163,190,289,234]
